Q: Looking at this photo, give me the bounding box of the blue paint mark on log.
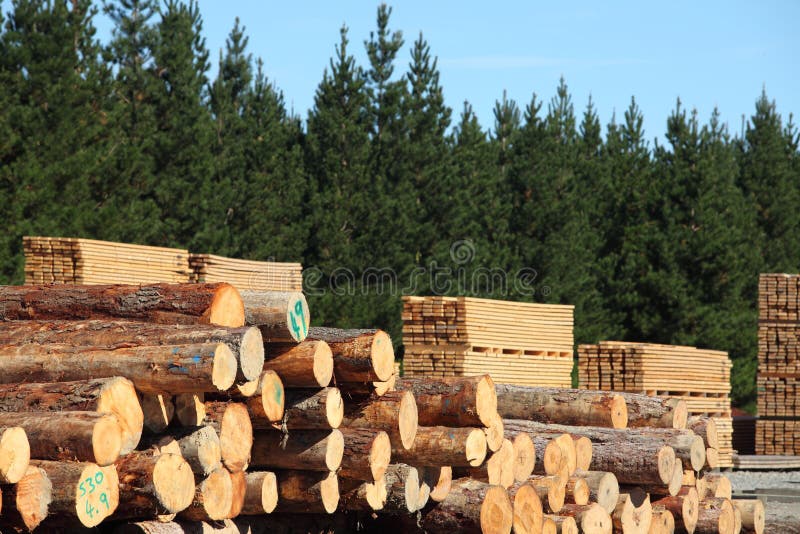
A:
[172,347,180,354]
[192,355,202,363]
[168,364,189,374]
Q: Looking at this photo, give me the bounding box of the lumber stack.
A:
[23,236,191,285]
[756,273,800,455]
[189,253,303,292]
[578,341,736,468]
[402,296,574,387]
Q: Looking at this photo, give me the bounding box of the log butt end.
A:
[75,463,119,527]
[371,330,395,382]
[512,483,543,534]
[370,431,392,481]
[668,463,684,497]
[326,429,345,472]
[239,327,266,381]
[261,471,279,513]
[610,394,628,429]
[312,341,334,387]
[543,438,564,476]
[689,435,707,472]
[574,436,593,472]
[669,399,688,429]
[96,376,144,455]
[476,374,499,427]
[326,387,344,429]
[320,471,339,514]
[398,390,418,450]
[657,446,677,485]
[285,292,310,342]
[0,426,30,483]
[571,477,590,505]
[218,403,253,473]
[198,467,234,521]
[467,428,489,467]
[152,453,196,513]
[421,466,452,502]
[512,432,535,482]
[259,370,285,422]
[206,283,245,327]
[14,466,53,531]
[593,471,620,514]
[93,414,124,466]
[485,414,505,452]
[683,487,700,534]
[480,485,514,534]
[581,502,613,534]
[211,343,238,391]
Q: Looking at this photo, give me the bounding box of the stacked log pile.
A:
[0,283,764,533]
[757,273,800,454]
[402,296,574,387]
[578,342,736,468]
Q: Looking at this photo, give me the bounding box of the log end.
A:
[594,471,620,514]
[467,428,489,467]
[218,403,252,473]
[93,414,124,466]
[717,498,736,534]
[657,446,677,485]
[476,374,499,427]
[580,502,613,534]
[0,426,30,483]
[280,292,309,342]
[547,475,566,513]
[174,393,206,427]
[370,431,392,481]
[480,485,514,534]
[326,429,345,472]
[706,447,720,469]
[651,508,675,534]
[196,426,223,475]
[75,462,119,527]
[543,437,564,476]
[574,436,593,472]
[485,414,505,452]
[371,330,395,382]
[373,373,397,396]
[542,517,557,534]
[571,477,590,505]
[206,283,245,327]
[260,471,279,513]
[15,466,53,531]
[211,343,238,391]
[512,432,535,482]
[733,499,765,534]
[669,399,688,429]
[141,393,174,433]
[421,466,452,502]
[512,483,543,534]
[550,515,578,534]
[312,340,334,387]
[239,326,266,381]
[682,487,700,534]
[398,390,418,450]
[236,378,260,397]
[198,467,234,521]
[320,471,340,514]
[689,435,707,472]
[153,453,196,513]
[259,370,285,422]
[403,466,421,513]
[96,376,144,455]
[611,394,628,429]
[668,463,683,497]
[326,387,344,429]
[228,469,246,519]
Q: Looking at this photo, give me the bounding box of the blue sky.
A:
[3,1,798,143]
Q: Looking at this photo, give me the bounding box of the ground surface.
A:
[727,470,800,533]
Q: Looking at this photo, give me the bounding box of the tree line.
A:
[1,1,798,410]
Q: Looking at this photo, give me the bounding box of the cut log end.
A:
[467,428,489,467]
[152,453,196,513]
[94,376,144,455]
[285,292,310,342]
[670,399,688,429]
[574,436,593,472]
[485,414,505,452]
[326,387,344,429]
[313,341,334,387]
[512,483,543,534]
[611,394,628,429]
[370,330,396,383]
[512,432,536,482]
[259,370,285,422]
[0,426,30,483]
[476,374,499,427]
[206,283,245,327]
[398,390,418,450]
[196,468,233,521]
[211,343,238,391]
[581,502,613,534]
[542,517,557,534]
[682,487,700,534]
[174,393,205,427]
[13,466,53,531]
[543,437,565,476]
[320,471,340,514]
[217,403,253,473]
[326,429,345,472]
[370,431,392,480]
[689,435,706,472]
[668,463,683,497]
[480,484,514,534]
[732,498,765,534]
[75,463,119,527]
[141,394,174,433]
[585,471,619,514]
[706,447,720,469]
[657,446,677,485]
[256,471,279,514]
[549,515,579,534]
[239,327,266,381]
[421,466,452,502]
[569,477,590,505]
[93,414,124,467]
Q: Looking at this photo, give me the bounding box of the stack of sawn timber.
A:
[189,254,303,292]
[23,237,191,285]
[402,296,575,387]
[578,342,736,469]
[756,274,800,455]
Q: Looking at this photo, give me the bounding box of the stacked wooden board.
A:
[0,283,763,533]
[578,341,736,468]
[189,254,302,292]
[756,273,800,455]
[402,296,574,387]
[23,236,191,285]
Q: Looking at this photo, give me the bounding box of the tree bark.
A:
[203,402,252,473]
[307,327,394,382]
[263,340,333,387]
[337,428,391,481]
[589,441,675,487]
[496,385,627,429]
[392,426,487,467]
[251,429,343,472]
[620,394,687,430]
[420,478,513,534]
[340,390,418,450]
[273,470,339,514]
[395,375,497,427]
[177,468,233,522]
[240,290,309,343]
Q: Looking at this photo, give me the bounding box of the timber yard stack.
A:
[401,296,574,387]
[189,254,303,292]
[578,342,736,469]
[757,273,800,455]
[0,283,764,533]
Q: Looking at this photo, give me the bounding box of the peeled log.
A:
[731,499,764,534]
[178,468,233,522]
[337,428,391,481]
[341,390,417,450]
[421,478,513,534]
[687,417,719,450]
[392,426,487,467]
[508,482,543,534]
[274,470,339,514]
[0,465,52,531]
[275,388,343,430]
[240,471,278,515]
[0,411,121,466]
[155,426,222,476]
[307,327,394,383]
[0,342,237,394]
[395,375,498,427]
[695,498,734,534]
[559,503,613,534]
[572,470,619,514]
[251,429,344,472]
[652,488,699,534]
[0,377,143,455]
[30,459,119,528]
[263,340,333,387]
[203,402,252,473]
[620,394,687,430]
[0,319,264,382]
[0,283,245,326]
[0,426,30,483]
[115,451,194,518]
[240,290,309,343]
[496,385,627,429]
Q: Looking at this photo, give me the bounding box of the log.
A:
[542,517,557,534]
[263,340,333,387]
[421,478,513,534]
[700,473,732,499]
[503,422,576,477]
[203,402,252,473]
[0,376,143,456]
[508,481,543,534]
[274,388,343,430]
[420,465,452,502]
[174,393,205,427]
[572,436,593,472]
[649,505,676,534]
[338,476,386,511]
[240,290,309,343]
[274,470,339,514]
[731,499,764,534]
[0,283,245,326]
[235,370,284,424]
[395,375,497,427]
[340,390,418,450]
[307,327,394,382]
[338,372,397,398]
[509,431,536,482]
[525,474,566,513]
[531,436,565,477]
[496,385,627,429]
[734,507,742,534]
[613,492,653,534]
[141,394,174,434]
[0,411,122,466]
[687,417,719,450]
[0,342,238,394]
[240,471,278,515]
[251,429,344,472]
[337,428,391,481]
[705,448,719,470]
[652,488,698,534]
[29,459,119,527]
[155,426,222,476]
[572,470,620,514]
[546,515,579,534]
[228,469,246,519]
[114,516,352,534]
[565,476,590,505]
[381,464,421,514]
[0,319,264,382]
[620,394,687,429]
[485,413,505,452]
[459,438,515,488]
[695,497,734,534]
[558,503,613,534]
[115,451,195,518]
[178,468,233,522]
[0,426,30,483]
[392,426,487,467]
[0,465,52,531]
